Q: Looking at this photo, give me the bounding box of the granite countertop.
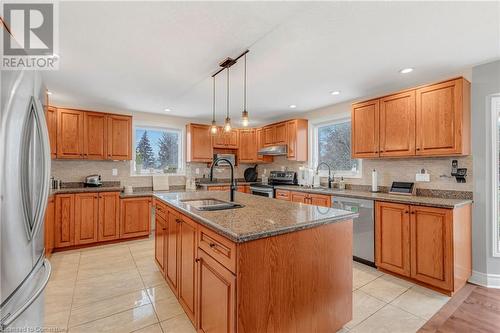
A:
[275,185,472,209]
[50,186,123,196]
[197,181,258,187]
[154,191,357,243]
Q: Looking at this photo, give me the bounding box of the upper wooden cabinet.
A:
[238,129,258,163]
[186,124,212,162]
[352,77,470,159]
[416,78,470,156]
[53,107,132,160]
[213,127,239,149]
[45,106,57,158]
[263,122,287,146]
[286,119,308,161]
[107,115,132,160]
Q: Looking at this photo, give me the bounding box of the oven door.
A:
[250,186,274,198]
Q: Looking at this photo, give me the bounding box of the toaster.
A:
[84,174,102,187]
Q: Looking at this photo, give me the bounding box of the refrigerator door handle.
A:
[0,259,51,329]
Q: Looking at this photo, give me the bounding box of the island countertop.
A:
[154,191,357,243]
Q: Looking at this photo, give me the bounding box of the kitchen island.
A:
[153,191,357,333]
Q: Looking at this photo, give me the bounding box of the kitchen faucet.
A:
[209,157,236,202]
[316,162,334,189]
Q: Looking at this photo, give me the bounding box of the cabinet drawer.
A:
[198,225,236,273]
[275,189,290,201]
[155,201,168,220]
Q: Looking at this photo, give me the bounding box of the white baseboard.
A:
[469,270,500,288]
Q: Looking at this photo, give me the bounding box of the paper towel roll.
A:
[371,169,378,192]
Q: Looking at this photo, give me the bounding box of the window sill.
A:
[130,172,186,177]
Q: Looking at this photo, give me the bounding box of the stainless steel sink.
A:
[180,198,244,211]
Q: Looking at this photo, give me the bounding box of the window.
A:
[312,119,361,178]
[133,126,182,175]
[493,95,500,256]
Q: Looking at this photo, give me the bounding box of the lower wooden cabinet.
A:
[155,215,166,275]
[98,192,120,241]
[120,197,151,239]
[288,190,331,207]
[44,196,55,256]
[275,189,290,201]
[165,207,180,295]
[178,215,198,323]
[54,194,75,248]
[74,193,99,245]
[375,201,471,294]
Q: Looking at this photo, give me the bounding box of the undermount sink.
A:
[180,198,244,211]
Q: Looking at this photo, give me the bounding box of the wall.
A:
[470,60,500,284]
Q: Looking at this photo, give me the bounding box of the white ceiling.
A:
[44,1,500,125]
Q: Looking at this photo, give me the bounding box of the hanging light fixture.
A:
[224,67,232,132]
[241,53,249,127]
[210,76,217,135]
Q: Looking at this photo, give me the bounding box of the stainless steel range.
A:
[250,171,297,198]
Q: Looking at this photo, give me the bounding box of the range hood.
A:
[258,145,288,156]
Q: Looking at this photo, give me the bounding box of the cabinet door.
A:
[290,191,308,204]
[166,208,180,295]
[187,124,212,162]
[179,216,197,324]
[56,108,84,159]
[198,249,236,333]
[54,194,75,248]
[375,202,411,277]
[44,196,55,256]
[263,126,275,146]
[238,129,257,163]
[255,128,272,163]
[275,189,290,201]
[98,192,120,241]
[287,120,297,159]
[226,130,239,148]
[84,112,107,160]
[74,193,99,245]
[379,91,416,157]
[120,197,151,239]
[213,127,227,148]
[351,100,379,158]
[310,194,331,207]
[107,115,132,160]
[416,79,464,156]
[45,106,57,159]
[274,122,287,145]
[410,206,453,290]
[155,216,166,274]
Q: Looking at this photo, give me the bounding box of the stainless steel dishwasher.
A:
[332,196,375,266]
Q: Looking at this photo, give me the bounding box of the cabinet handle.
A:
[175,218,182,224]
[209,243,216,248]
[411,211,415,215]
[416,148,420,151]
[162,228,166,231]
[195,258,200,263]
[405,211,409,214]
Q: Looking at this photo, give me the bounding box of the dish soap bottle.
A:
[338,177,346,190]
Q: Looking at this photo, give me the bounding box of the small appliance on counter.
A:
[84,174,102,187]
[250,171,297,198]
[389,181,416,195]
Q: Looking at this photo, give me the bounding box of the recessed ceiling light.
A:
[399,68,414,74]
[46,91,53,95]
[330,90,341,95]
[289,104,297,109]
[164,108,171,112]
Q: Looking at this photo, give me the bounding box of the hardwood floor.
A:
[419,284,500,333]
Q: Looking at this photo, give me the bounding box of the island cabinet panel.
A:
[120,197,151,239]
[198,249,236,333]
[178,215,198,324]
[379,91,416,157]
[165,207,181,295]
[98,192,120,242]
[54,194,75,248]
[415,78,470,156]
[107,114,132,160]
[84,112,107,160]
[74,193,99,245]
[198,225,237,274]
[155,215,166,274]
[375,202,411,277]
[351,99,379,158]
[186,124,212,162]
[44,196,55,257]
[45,106,57,158]
[236,220,353,333]
[56,108,84,159]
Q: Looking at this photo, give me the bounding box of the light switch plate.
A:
[416,173,430,182]
[112,168,118,176]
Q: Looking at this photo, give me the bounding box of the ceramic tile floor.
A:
[44,237,450,333]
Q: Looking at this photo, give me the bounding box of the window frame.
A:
[131,122,185,176]
[310,114,362,178]
[491,94,500,257]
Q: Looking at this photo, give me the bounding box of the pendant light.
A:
[241,53,249,127]
[210,76,217,135]
[224,67,232,132]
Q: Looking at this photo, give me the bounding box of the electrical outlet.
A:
[112,168,118,176]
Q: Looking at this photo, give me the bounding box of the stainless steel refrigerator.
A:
[0,68,52,330]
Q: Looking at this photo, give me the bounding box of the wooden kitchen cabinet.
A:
[415,78,470,156]
[56,108,84,159]
[166,207,180,295]
[290,191,308,204]
[375,201,471,294]
[84,112,107,160]
[238,129,258,163]
[379,91,416,157]
[120,197,151,239]
[197,249,236,333]
[289,190,331,207]
[54,194,75,248]
[310,193,331,207]
[186,124,212,162]
[263,125,275,146]
[274,122,287,145]
[275,189,290,201]
[44,196,55,256]
[178,215,198,324]
[255,128,273,163]
[351,99,379,158]
[375,202,411,277]
[213,127,239,149]
[45,106,57,159]
[74,193,99,245]
[155,215,166,275]
[107,114,132,160]
[286,119,308,162]
[98,192,120,242]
